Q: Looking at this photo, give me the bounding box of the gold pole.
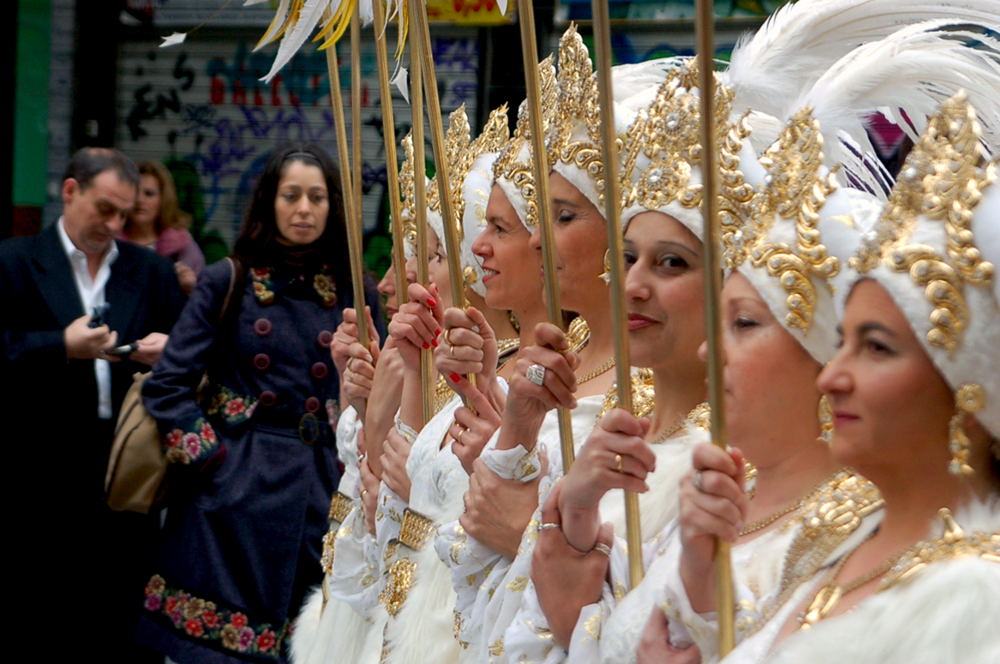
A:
[350,11,364,263]
[589,0,643,589]
[515,0,575,472]
[371,0,408,301]
[325,36,371,418]
[410,0,479,399]
[408,18,435,426]
[695,0,734,655]
[409,0,466,310]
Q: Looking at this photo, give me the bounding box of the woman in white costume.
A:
[762,93,1000,664]
[290,106,514,663]
[433,27,697,661]
[520,67,882,663]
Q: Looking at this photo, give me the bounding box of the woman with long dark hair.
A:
[137,143,382,664]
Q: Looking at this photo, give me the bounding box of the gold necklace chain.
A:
[798,533,913,630]
[738,471,842,537]
[577,356,615,384]
[650,417,687,443]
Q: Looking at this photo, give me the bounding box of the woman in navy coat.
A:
[137,144,383,663]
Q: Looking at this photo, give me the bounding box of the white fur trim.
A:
[771,498,1000,664]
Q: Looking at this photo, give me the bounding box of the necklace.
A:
[650,417,687,443]
[577,356,615,384]
[797,533,912,630]
[738,471,842,537]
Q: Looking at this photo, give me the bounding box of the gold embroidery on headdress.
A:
[852,93,996,354]
[492,55,557,227]
[726,108,839,332]
[398,133,419,252]
[620,62,755,238]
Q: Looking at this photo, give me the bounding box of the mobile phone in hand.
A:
[104,341,139,357]
[88,303,111,328]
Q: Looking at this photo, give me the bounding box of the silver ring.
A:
[536,522,561,532]
[693,471,704,492]
[526,363,546,386]
[593,543,612,556]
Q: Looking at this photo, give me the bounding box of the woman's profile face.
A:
[529,172,608,313]
[426,227,453,309]
[623,211,704,370]
[134,174,161,227]
[472,184,541,311]
[818,278,954,476]
[274,160,329,246]
[710,271,822,461]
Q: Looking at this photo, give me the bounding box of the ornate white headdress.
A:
[847,93,1000,443]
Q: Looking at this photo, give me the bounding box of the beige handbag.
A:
[105,259,236,513]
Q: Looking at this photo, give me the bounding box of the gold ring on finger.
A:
[614,453,623,473]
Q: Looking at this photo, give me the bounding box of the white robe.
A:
[767,497,1000,664]
[567,471,883,664]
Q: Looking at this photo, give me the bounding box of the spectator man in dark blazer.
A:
[0,147,185,661]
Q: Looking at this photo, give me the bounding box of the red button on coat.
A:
[254,318,272,336]
[317,330,333,348]
[305,396,321,413]
[311,362,329,379]
[259,390,277,407]
[253,353,271,370]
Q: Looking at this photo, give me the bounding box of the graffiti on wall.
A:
[118,33,478,255]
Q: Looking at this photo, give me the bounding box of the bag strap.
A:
[217,257,237,326]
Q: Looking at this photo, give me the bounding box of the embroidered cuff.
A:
[482,444,542,481]
[395,417,419,444]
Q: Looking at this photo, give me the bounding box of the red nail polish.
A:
[431,338,439,348]
[434,328,442,337]
[422,342,430,349]
[426,298,437,308]
[449,373,462,382]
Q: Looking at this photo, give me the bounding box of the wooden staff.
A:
[695,0,735,655]
[515,0,575,471]
[408,0,466,310]
[324,29,371,423]
[371,0,408,300]
[407,15,435,426]
[409,0,480,399]
[351,11,364,267]
[589,0,643,589]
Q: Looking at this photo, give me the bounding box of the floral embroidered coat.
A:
[137,259,383,664]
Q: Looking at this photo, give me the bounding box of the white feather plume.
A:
[727,0,1000,121]
[260,0,340,83]
[253,0,294,51]
[794,20,1000,168]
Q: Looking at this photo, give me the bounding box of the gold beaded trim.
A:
[851,93,996,354]
[379,557,417,616]
[398,507,437,551]
[882,507,1000,590]
[327,491,353,524]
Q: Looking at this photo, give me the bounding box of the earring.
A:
[599,249,611,284]
[948,383,985,476]
[817,395,834,446]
